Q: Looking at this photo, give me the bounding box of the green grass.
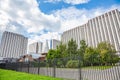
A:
[82,66,113,70]
[40,66,113,70]
[0,69,64,80]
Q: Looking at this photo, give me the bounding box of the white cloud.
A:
[28,32,61,44]
[44,0,61,3]
[0,0,60,34]
[0,0,61,43]
[64,0,90,5]
[44,0,90,5]
[28,32,61,53]
[53,7,89,32]
[0,0,120,45]
[53,5,120,32]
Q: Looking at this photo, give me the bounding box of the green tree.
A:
[97,42,119,65]
[46,49,57,60]
[56,42,67,58]
[78,40,88,60]
[47,42,67,59]
[46,49,57,67]
[47,42,67,67]
[67,38,78,58]
[84,47,100,66]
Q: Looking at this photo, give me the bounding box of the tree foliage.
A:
[97,42,119,65]
[84,41,119,66]
[47,42,67,59]
[84,47,99,66]
[47,49,57,60]
[78,40,88,60]
[66,60,79,68]
[67,38,78,58]
[47,40,119,67]
[56,42,67,58]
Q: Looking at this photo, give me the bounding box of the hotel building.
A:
[62,9,120,55]
[50,39,61,49]
[0,31,28,58]
[29,42,43,54]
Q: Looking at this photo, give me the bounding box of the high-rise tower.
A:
[62,9,120,55]
[0,31,28,58]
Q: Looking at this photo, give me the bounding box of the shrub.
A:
[66,60,79,68]
[31,61,46,67]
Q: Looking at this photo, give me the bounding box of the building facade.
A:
[29,42,43,54]
[62,9,120,55]
[0,31,28,58]
[42,40,49,53]
[50,39,60,49]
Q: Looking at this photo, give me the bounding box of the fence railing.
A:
[0,57,120,80]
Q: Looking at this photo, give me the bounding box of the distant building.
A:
[29,42,43,54]
[0,31,28,58]
[50,39,60,49]
[2,58,18,63]
[62,9,120,55]
[42,40,49,53]
[0,57,3,60]
[29,39,60,60]
[18,55,34,62]
[18,54,46,62]
[28,40,50,61]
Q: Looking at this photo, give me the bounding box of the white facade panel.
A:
[62,9,120,55]
[51,39,60,49]
[0,31,28,58]
[29,42,43,54]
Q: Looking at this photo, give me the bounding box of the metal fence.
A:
[0,57,120,80]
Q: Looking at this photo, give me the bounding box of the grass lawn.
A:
[0,69,64,80]
[82,66,113,70]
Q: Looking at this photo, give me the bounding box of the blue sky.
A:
[38,0,120,14]
[0,0,120,44]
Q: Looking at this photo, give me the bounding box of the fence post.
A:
[28,61,29,73]
[38,60,40,75]
[15,62,18,71]
[78,57,82,80]
[5,62,7,69]
[53,58,56,77]
[116,61,120,79]
[21,62,22,72]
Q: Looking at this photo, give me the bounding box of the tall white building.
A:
[42,40,49,53]
[62,9,120,55]
[29,42,43,54]
[0,31,28,58]
[50,39,60,49]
